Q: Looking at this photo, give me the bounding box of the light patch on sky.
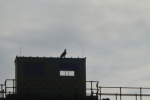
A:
[1,0,150,91]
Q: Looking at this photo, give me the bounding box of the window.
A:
[59,63,76,77]
[60,71,75,76]
[24,62,44,77]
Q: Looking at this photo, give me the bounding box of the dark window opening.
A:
[24,62,44,77]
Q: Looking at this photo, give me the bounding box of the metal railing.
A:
[4,79,99,98]
[2,79,150,100]
[99,86,150,100]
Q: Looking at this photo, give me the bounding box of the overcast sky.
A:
[1,0,150,91]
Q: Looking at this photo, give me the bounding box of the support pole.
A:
[99,87,101,100]
[140,87,142,100]
[120,87,122,100]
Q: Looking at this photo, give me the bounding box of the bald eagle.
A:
[60,49,67,58]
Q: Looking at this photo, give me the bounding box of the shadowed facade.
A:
[14,56,86,99]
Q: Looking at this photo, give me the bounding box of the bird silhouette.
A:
[60,49,67,58]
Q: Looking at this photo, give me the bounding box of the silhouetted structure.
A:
[14,56,86,98]
[0,56,98,100]
[2,56,150,100]
[60,49,67,58]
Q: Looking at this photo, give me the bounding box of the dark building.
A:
[14,56,88,99]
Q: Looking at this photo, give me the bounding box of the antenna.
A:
[20,47,21,56]
[82,48,84,58]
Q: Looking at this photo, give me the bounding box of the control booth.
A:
[1,56,99,100]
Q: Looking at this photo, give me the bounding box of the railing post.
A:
[116,93,117,100]
[120,87,122,100]
[99,86,101,100]
[135,94,137,100]
[96,82,99,96]
[140,87,142,100]
[4,80,7,97]
[0,84,4,98]
[0,84,2,91]
[91,81,93,95]
[13,79,15,94]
